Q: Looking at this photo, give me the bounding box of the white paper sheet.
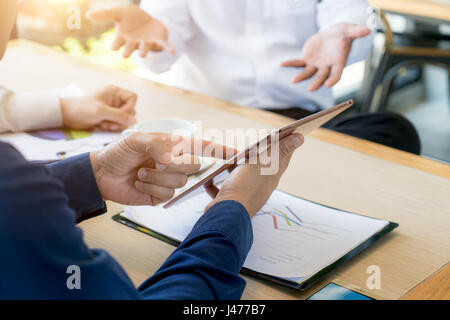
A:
[0,130,121,161]
[121,190,389,281]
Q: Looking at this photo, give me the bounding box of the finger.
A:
[125,132,183,164]
[150,39,175,55]
[276,133,304,170]
[324,63,345,88]
[155,154,201,174]
[98,121,123,132]
[346,25,371,39]
[204,180,219,199]
[176,137,237,160]
[281,59,307,68]
[111,35,125,51]
[122,41,138,58]
[137,169,188,189]
[134,181,175,202]
[308,66,331,92]
[113,86,138,113]
[98,104,135,127]
[293,65,318,83]
[98,122,111,131]
[86,8,123,23]
[139,41,151,58]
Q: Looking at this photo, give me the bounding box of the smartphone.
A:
[307,282,374,300]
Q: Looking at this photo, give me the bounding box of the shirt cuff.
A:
[47,153,106,223]
[187,200,254,266]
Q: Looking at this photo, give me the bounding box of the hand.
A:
[282,23,370,92]
[87,5,174,59]
[90,132,236,206]
[204,133,304,217]
[60,85,137,131]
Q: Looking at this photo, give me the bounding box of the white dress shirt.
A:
[0,86,62,133]
[139,0,373,111]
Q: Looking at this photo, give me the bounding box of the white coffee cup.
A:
[122,117,197,136]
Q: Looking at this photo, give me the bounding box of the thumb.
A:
[86,8,123,22]
[277,133,304,168]
[346,25,371,39]
[98,104,135,127]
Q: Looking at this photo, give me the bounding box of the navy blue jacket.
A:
[0,142,253,299]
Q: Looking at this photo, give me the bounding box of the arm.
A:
[0,143,141,299]
[0,86,62,133]
[139,200,253,300]
[47,153,107,223]
[136,134,304,300]
[0,85,136,134]
[0,133,233,299]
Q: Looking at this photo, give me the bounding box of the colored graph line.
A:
[274,208,291,226]
[286,205,303,224]
[272,215,278,230]
[256,209,302,228]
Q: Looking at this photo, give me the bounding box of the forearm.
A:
[139,200,253,300]
[0,143,140,299]
[0,87,62,133]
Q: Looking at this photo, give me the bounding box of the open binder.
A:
[113,190,397,290]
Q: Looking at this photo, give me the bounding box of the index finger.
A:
[281,59,307,68]
[125,132,183,164]
[174,137,237,160]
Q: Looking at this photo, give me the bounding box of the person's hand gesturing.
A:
[87,5,174,59]
[282,23,370,91]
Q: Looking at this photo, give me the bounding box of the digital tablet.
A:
[164,99,353,208]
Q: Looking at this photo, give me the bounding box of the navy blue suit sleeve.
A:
[0,143,141,299]
[138,200,253,300]
[47,153,106,222]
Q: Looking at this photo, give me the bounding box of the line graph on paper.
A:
[244,197,357,279]
[254,204,350,240]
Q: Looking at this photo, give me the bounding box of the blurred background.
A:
[11,0,450,163]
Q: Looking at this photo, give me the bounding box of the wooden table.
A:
[1,40,449,300]
[369,0,450,23]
